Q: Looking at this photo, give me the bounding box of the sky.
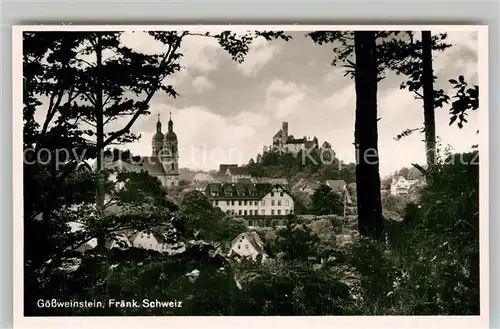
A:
[33,29,480,177]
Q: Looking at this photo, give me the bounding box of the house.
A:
[105,233,133,250]
[225,167,252,182]
[390,176,420,195]
[228,231,267,261]
[192,172,215,182]
[212,173,232,183]
[188,181,209,193]
[204,182,294,228]
[130,230,166,252]
[325,179,352,205]
[292,178,320,195]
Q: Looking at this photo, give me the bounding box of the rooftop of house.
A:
[326,179,347,192]
[212,173,232,183]
[292,178,320,191]
[227,167,251,176]
[205,182,291,200]
[231,231,265,254]
[219,164,238,173]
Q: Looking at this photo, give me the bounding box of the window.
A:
[244,210,248,215]
[249,210,253,215]
[271,200,275,206]
[284,200,289,206]
[238,192,245,196]
[140,234,144,238]
[248,220,253,226]
[237,244,241,249]
[277,210,281,215]
[280,192,284,197]
[251,192,257,196]
[254,201,258,206]
[231,211,235,215]
[244,201,247,206]
[245,245,249,249]
[239,201,242,206]
[215,200,219,205]
[277,200,281,206]
[261,200,265,206]
[231,200,235,206]
[271,210,275,215]
[239,210,242,215]
[225,192,232,196]
[171,163,175,170]
[271,192,274,197]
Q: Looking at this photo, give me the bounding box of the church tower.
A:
[160,111,180,187]
[152,114,164,156]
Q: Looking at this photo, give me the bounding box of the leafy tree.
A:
[448,76,479,128]
[274,220,321,261]
[310,184,343,216]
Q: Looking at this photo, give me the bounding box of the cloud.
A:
[123,104,269,170]
[238,37,282,77]
[231,111,270,128]
[191,76,216,94]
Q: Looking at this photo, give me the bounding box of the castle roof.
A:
[273,129,283,139]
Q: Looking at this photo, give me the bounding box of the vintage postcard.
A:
[13,25,488,328]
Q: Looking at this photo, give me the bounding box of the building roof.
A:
[326,180,347,192]
[273,129,283,139]
[192,172,213,182]
[286,137,307,145]
[219,164,238,173]
[227,167,251,176]
[189,181,209,190]
[231,231,265,254]
[205,182,291,200]
[292,178,320,191]
[213,173,232,183]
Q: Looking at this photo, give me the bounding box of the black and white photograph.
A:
[15,25,487,324]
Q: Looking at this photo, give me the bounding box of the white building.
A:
[192,172,215,182]
[228,231,267,261]
[204,182,294,228]
[390,176,419,195]
[225,167,252,182]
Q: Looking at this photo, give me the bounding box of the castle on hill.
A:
[271,121,319,154]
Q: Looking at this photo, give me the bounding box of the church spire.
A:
[168,110,173,132]
[156,113,162,133]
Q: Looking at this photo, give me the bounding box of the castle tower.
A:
[152,114,164,156]
[281,121,288,144]
[161,111,180,187]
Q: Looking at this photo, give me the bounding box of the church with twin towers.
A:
[149,112,180,187]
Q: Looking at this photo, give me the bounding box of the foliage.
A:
[273,220,321,261]
[448,76,479,128]
[246,149,356,184]
[310,184,344,216]
[232,259,351,315]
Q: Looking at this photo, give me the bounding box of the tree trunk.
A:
[353,31,384,241]
[94,34,106,250]
[421,31,436,167]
